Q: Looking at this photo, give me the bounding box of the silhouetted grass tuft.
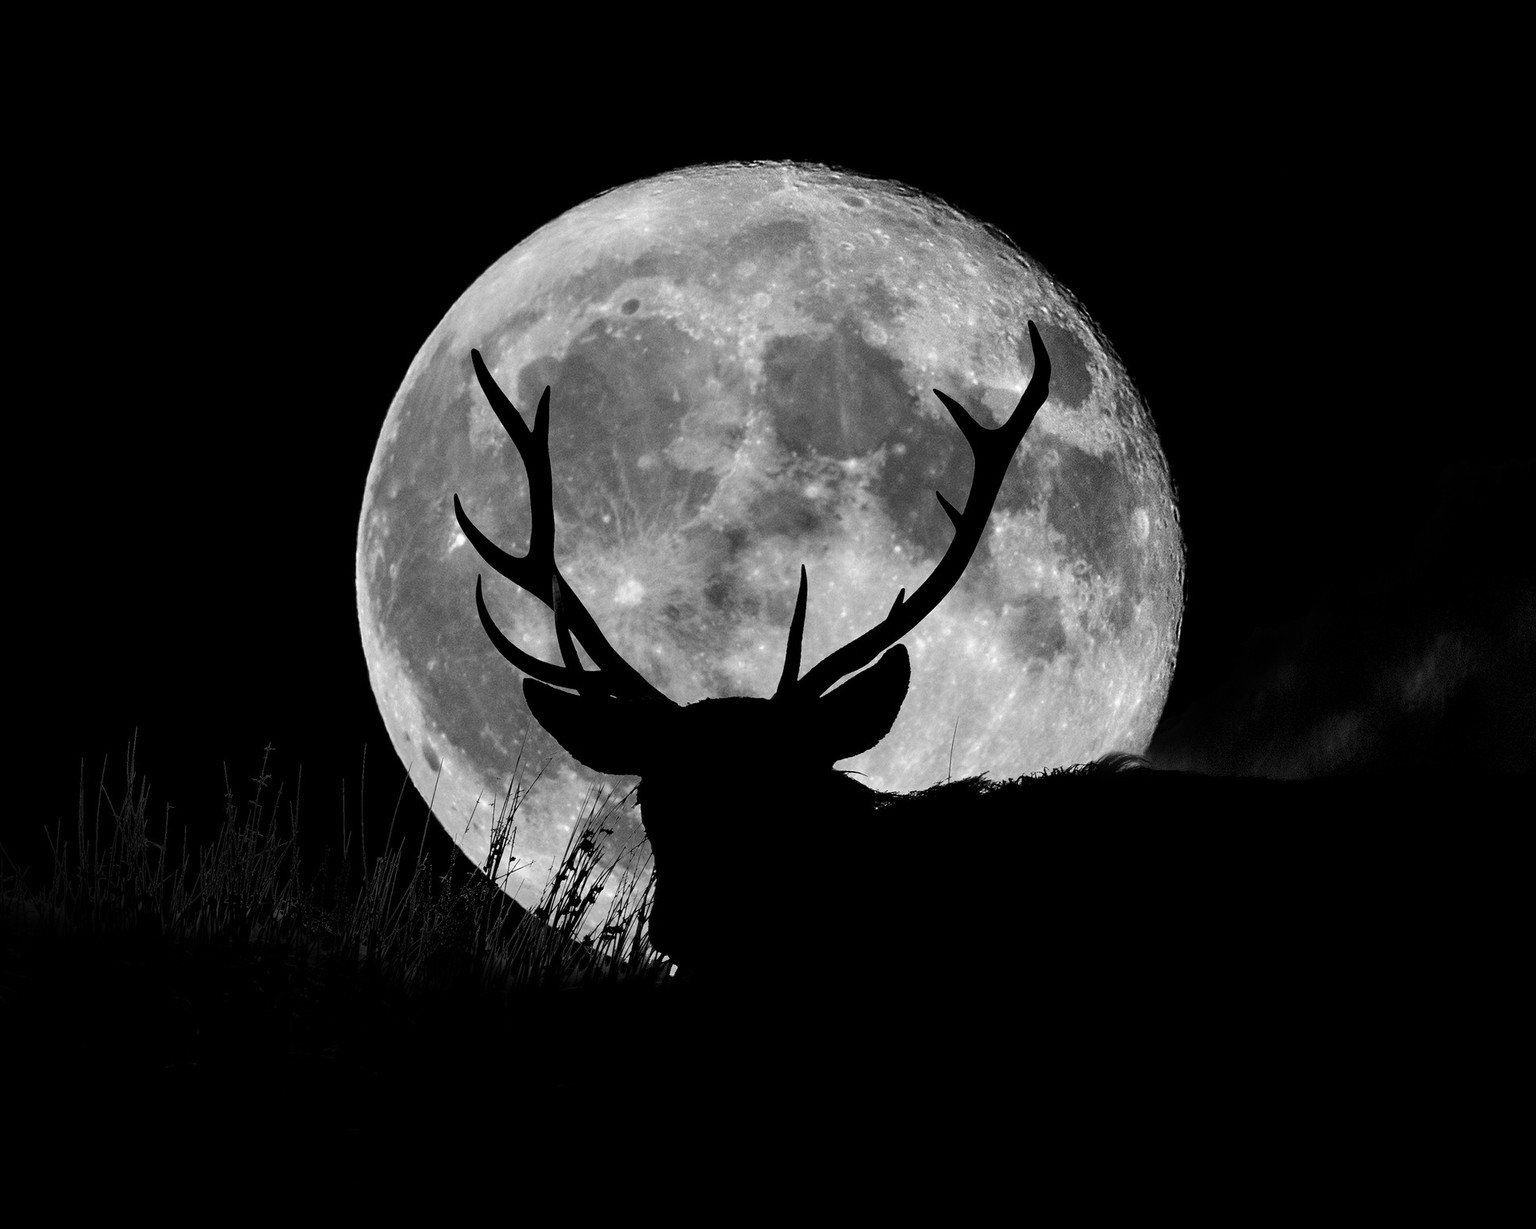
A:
[1,734,677,1131]
[4,735,670,990]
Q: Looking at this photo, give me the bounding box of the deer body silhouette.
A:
[455,323,1052,983]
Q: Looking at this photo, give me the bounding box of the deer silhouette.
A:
[454,323,1054,986]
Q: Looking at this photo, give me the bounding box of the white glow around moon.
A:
[356,162,1184,917]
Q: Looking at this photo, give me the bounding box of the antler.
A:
[778,320,1052,701]
[454,350,671,704]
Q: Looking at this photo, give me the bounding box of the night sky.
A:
[22,67,1528,885]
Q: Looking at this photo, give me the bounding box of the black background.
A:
[18,49,1526,880]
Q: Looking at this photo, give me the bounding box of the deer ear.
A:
[523,680,659,777]
[813,645,911,763]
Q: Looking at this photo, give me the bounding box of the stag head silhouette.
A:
[454,323,1051,982]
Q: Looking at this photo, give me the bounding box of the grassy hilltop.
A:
[3,733,1522,1169]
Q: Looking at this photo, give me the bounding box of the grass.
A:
[4,734,672,986]
[2,734,1520,1172]
[1,734,687,1136]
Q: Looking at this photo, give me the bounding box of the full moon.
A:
[356,162,1183,917]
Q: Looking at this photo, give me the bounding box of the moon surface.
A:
[356,162,1184,920]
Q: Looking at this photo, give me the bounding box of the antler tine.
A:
[455,350,672,705]
[471,575,588,691]
[772,566,811,698]
[792,321,1052,700]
